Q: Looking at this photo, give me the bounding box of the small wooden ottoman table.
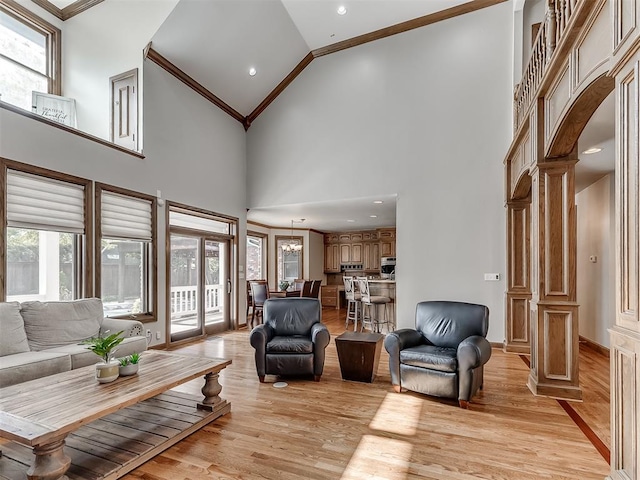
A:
[335,331,384,383]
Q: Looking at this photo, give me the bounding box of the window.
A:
[246,232,266,280]
[96,185,156,320]
[275,236,303,286]
[0,2,61,110]
[2,162,91,301]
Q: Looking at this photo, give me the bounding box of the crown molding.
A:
[144,45,246,126]
[29,0,104,20]
[245,52,314,128]
[311,0,507,57]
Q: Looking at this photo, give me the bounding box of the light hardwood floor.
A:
[117,308,610,480]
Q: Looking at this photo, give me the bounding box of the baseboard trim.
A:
[579,335,610,358]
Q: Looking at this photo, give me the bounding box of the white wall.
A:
[0,58,247,345]
[522,0,545,63]
[308,231,325,283]
[62,0,178,142]
[576,174,615,348]
[246,3,513,342]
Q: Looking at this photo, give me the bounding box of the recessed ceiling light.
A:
[248,67,257,76]
[346,219,355,223]
[337,5,347,15]
[373,200,383,204]
[582,147,602,154]
[370,215,377,218]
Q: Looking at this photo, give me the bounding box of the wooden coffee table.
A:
[0,350,231,480]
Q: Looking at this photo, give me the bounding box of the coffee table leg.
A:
[27,438,70,480]
[197,372,222,411]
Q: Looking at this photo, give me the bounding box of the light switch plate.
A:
[484,273,500,281]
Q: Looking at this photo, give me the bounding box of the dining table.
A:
[269,290,302,298]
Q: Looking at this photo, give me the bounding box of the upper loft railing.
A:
[514,0,582,131]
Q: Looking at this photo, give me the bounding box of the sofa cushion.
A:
[0,302,30,356]
[21,298,104,351]
[47,336,148,369]
[400,344,458,373]
[0,351,71,388]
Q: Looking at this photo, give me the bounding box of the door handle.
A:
[227,279,232,294]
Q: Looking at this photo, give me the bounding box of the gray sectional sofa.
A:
[0,298,148,387]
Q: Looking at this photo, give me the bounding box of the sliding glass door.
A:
[169,233,231,342]
[203,239,229,334]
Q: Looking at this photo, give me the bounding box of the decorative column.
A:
[607,47,640,480]
[505,199,532,353]
[528,155,582,401]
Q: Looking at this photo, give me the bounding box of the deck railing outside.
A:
[170,284,223,315]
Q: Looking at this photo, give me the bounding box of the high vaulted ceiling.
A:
[150,0,475,117]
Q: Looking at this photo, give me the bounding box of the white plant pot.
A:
[119,363,139,376]
[95,361,119,383]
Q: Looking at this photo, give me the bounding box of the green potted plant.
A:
[83,330,124,383]
[118,352,141,376]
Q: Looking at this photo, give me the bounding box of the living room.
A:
[0,0,638,478]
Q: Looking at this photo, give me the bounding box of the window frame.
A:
[0,0,62,100]
[246,230,267,281]
[95,183,157,323]
[0,157,93,301]
[275,235,303,285]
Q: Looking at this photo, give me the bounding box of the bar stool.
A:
[343,276,361,331]
[356,277,391,333]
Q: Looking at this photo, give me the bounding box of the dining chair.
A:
[293,279,305,293]
[310,280,321,299]
[301,280,313,297]
[250,281,269,327]
[356,276,391,333]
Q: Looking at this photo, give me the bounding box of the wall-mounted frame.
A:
[32,92,77,128]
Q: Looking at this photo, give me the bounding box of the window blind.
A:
[169,211,230,234]
[7,169,85,233]
[101,191,152,241]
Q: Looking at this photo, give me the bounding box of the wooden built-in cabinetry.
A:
[320,285,339,308]
[323,228,394,273]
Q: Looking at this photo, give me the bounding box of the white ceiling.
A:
[150,0,471,116]
[248,194,398,232]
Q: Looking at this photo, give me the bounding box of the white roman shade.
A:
[169,210,230,234]
[101,191,152,241]
[7,170,85,233]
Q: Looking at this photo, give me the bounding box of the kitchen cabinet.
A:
[378,228,396,257]
[324,243,340,273]
[340,244,351,264]
[324,228,393,273]
[351,243,363,263]
[320,285,338,308]
[363,242,380,271]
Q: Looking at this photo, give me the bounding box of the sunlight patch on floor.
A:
[340,435,412,480]
[369,392,423,436]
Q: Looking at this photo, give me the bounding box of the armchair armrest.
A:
[310,323,330,377]
[100,317,144,338]
[384,329,425,388]
[457,336,492,371]
[310,323,330,350]
[249,324,275,379]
